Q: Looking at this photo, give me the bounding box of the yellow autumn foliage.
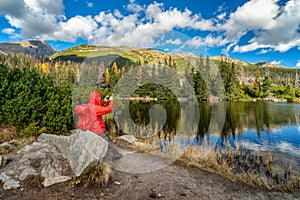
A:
[41,63,49,74]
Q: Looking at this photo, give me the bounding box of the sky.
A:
[0,0,299,68]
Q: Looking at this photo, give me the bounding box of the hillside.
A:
[52,44,288,70]
[0,40,56,56]
[51,44,189,73]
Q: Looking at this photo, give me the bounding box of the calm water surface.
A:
[126,101,300,165]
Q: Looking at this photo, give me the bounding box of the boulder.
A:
[0,142,73,189]
[38,129,108,176]
[0,129,109,190]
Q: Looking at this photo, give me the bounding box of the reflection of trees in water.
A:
[220,102,298,143]
[123,100,181,139]
[118,101,299,145]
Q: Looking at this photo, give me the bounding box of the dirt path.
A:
[105,160,300,200]
[1,158,300,200]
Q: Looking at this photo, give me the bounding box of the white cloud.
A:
[87,2,93,8]
[1,28,15,35]
[221,42,237,56]
[270,60,281,65]
[126,1,144,13]
[1,0,65,38]
[233,42,268,53]
[217,12,226,20]
[44,15,98,42]
[223,0,300,53]
[0,0,26,17]
[187,34,228,48]
[91,2,217,47]
[113,9,123,18]
[296,61,300,68]
[257,49,272,54]
[146,2,216,31]
[223,0,279,41]
[166,39,182,45]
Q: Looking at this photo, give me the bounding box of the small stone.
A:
[3,178,20,190]
[0,156,2,167]
[149,191,162,198]
[0,142,16,149]
[114,181,121,185]
[43,176,72,187]
[119,135,137,144]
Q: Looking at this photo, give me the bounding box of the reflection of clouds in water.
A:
[239,141,270,152]
[270,127,283,134]
[297,126,300,133]
[275,142,300,158]
[240,140,300,159]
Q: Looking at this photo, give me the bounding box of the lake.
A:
[120,101,300,167]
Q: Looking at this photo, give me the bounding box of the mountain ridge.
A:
[0,40,288,69]
[0,40,56,57]
[51,44,287,69]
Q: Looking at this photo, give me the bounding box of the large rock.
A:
[0,129,109,190]
[0,142,73,189]
[38,129,108,176]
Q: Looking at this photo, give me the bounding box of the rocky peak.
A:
[0,40,56,57]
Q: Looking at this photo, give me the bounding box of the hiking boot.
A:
[112,151,123,161]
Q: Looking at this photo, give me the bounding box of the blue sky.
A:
[0,0,299,68]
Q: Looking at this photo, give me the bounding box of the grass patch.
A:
[0,126,37,155]
[0,126,18,143]
[70,163,112,188]
[23,174,45,188]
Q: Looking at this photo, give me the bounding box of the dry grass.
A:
[179,145,300,192]
[70,163,112,188]
[0,126,18,143]
[0,126,37,155]
[23,174,45,188]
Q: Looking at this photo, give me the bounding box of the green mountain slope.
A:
[51,44,192,73]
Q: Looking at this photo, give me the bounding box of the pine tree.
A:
[262,75,272,97]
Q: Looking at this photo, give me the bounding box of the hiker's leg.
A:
[99,131,114,144]
[99,131,122,160]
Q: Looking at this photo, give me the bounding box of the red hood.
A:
[88,91,103,105]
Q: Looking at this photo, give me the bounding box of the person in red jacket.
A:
[75,91,122,160]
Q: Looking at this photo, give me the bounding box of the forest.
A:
[0,52,299,135]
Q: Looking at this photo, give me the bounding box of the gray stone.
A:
[119,135,137,144]
[3,178,20,190]
[38,129,108,176]
[0,156,2,167]
[0,129,109,190]
[0,142,16,149]
[0,142,74,189]
[43,176,71,187]
[0,172,11,182]
[0,172,20,190]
